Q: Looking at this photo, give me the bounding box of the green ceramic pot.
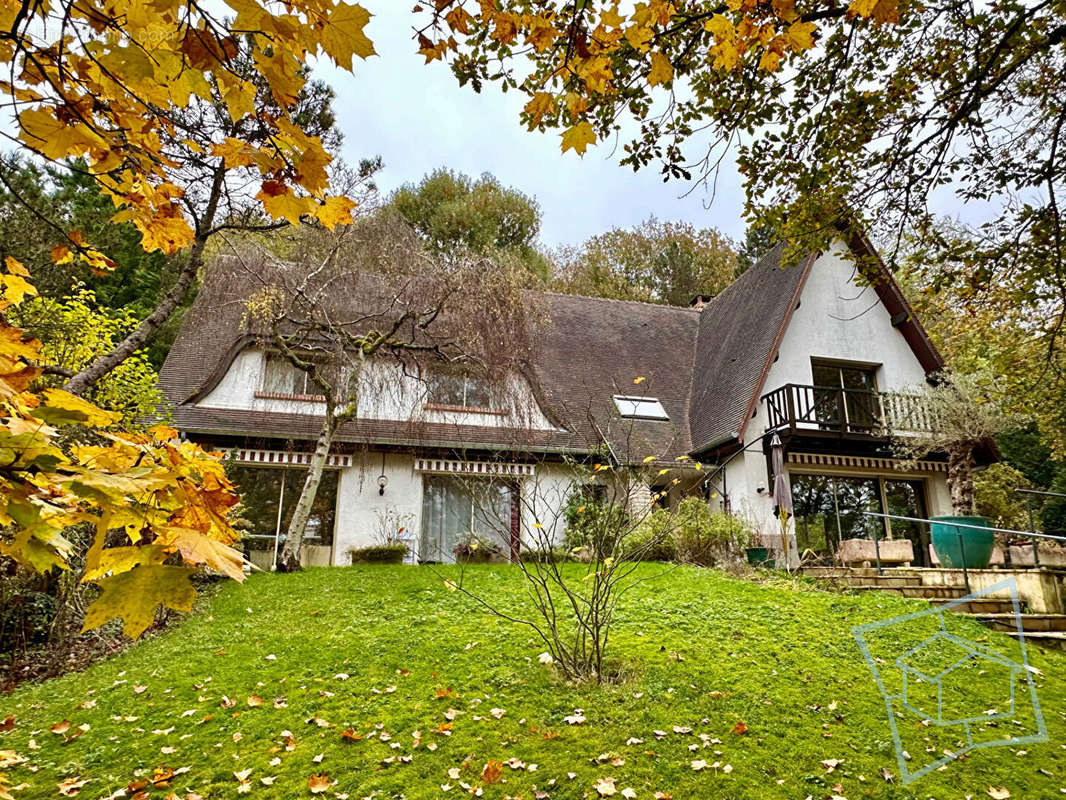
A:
[930,516,994,568]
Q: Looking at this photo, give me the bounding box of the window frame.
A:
[257,353,326,401]
[613,395,670,421]
[423,372,499,413]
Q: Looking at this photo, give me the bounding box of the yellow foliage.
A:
[561,121,596,156]
[647,52,674,86]
[0,262,244,639]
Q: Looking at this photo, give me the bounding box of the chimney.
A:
[689,294,714,311]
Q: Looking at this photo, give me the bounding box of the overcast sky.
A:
[316,5,747,250]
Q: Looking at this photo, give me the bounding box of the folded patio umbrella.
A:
[771,433,793,569]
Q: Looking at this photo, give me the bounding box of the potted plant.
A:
[890,371,1013,569]
[453,532,506,564]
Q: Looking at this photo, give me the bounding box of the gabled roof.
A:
[158,236,943,464]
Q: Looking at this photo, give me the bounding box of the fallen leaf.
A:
[57,777,89,796]
[50,720,71,735]
[987,790,1011,800]
[821,758,843,772]
[731,720,748,735]
[482,761,503,785]
[691,759,708,771]
[595,777,617,796]
[308,773,331,794]
[246,695,263,707]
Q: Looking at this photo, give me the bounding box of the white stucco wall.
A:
[198,351,560,431]
[727,243,952,562]
[330,454,577,564]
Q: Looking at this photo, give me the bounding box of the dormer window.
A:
[425,373,493,411]
[259,353,333,400]
[613,395,669,421]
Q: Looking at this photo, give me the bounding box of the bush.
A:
[629,498,755,566]
[562,487,628,558]
[348,544,408,564]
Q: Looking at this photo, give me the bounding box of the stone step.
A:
[851,584,969,600]
[930,597,1019,614]
[802,566,881,579]
[836,574,924,588]
[973,614,1066,633]
[1002,631,1066,650]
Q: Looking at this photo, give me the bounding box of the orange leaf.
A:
[481,760,503,785]
[307,773,331,794]
[731,720,748,735]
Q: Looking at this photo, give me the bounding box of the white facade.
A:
[713,244,952,565]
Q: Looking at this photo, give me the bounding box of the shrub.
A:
[562,486,628,559]
[348,544,408,564]
[628,498,755,566]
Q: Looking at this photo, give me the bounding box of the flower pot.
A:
[930,516,995,569]
[746,547,775,568]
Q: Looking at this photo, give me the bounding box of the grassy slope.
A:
[2,565,1064,800]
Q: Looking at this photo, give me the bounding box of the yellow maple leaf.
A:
[561,121,596,156]
[648,51,674,86]
[317,195,357,230]
[256,181,316,225]
[1,274,36,305]
[320,1,375,70]
[210,137,256,168]
[704,14,735,44]
[624,24,653,52]
[786,21,817,52]
[759,49,782,72]
[82,565,197,640]
[577,56,613,94]
[711,41,740,71]
[524,92,556,127]
[36,388,121,428]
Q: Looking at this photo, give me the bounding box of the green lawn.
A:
[2,565,1064,799]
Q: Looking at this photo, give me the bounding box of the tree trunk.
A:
[62,166,225,397]
[276,414,337,573]
[947,443,976,515]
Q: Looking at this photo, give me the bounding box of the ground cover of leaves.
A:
[2,565,1064,799]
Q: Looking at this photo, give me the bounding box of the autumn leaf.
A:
[56,777,89,797]
[82,565,198,640]
[481,761,503,784]
[307,773,331,794]
[986,789,1011,800]
[561,121,596,155]
[648,51,674,86]
[786,21,816,51]
[320,2,375,69]
[524,92,556,128]
[731,720,748,735]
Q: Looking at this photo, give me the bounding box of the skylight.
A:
[613,395,669,421]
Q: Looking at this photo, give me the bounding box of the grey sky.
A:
[317,5,746,250]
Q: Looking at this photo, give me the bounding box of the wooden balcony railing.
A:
[762,383,937,436]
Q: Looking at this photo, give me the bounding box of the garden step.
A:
[802,566,882,579]
[835,574,924,588]
[1001,631,1066,650]
[851,584,968,600]
[972,614,1066,633]
[929,597,1020,614]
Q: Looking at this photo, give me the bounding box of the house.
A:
[159,233,956,569]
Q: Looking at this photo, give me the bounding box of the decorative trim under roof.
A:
[415,458,535,477]
[234,448,352,468]
[788,452,947,472]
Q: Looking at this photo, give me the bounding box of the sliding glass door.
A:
[420,476,516,563]
[791,473,928,564]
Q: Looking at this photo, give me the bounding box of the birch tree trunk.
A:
[947,443,976,515]
[276,412,337,573]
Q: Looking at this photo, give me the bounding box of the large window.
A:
[791,473,928,564]
[262,354,318,397]
[227,465,338,566]
[811,360,879,431]
[420,476,515,563]
[425,373,493,409]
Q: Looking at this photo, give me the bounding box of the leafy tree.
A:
[11,289,163,422]
[735,221,778,276]
[387,170,551,281]
[416,1,1066,362]
[554,218,736,305]
[0,0,378,641]
[0,0,371,396]
[0,259,242,638]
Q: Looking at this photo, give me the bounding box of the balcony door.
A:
[811,361,879,432]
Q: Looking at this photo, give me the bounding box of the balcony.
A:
[762,383,937,437]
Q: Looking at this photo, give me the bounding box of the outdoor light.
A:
[377,453,388,495]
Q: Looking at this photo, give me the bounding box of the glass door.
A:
[884,479,929,566]
[811,361,879,431]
